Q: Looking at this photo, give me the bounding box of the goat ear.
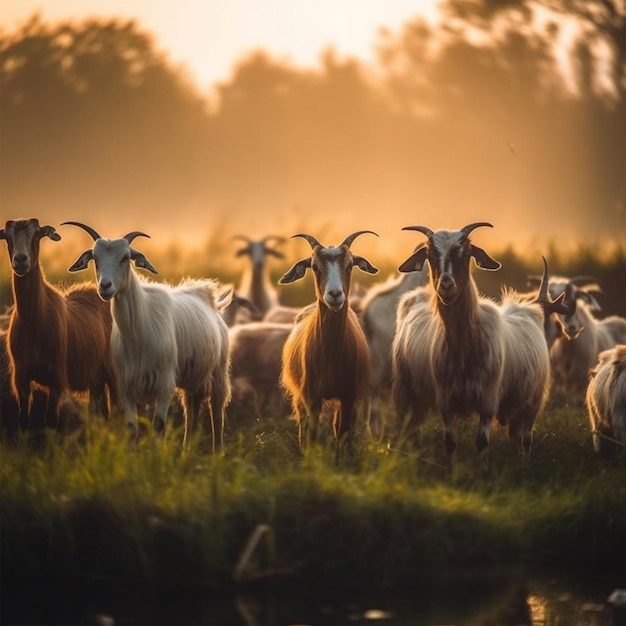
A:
[279,258,311,284]
[40,225,61,241]
[0,229,5,240]
[471,245,501,271]
[216,285,235,310]
[398,245,428,273]
[353,255,378,275]
[266,248,285,260]
[131,250,158,274]
[68,250,93,272]
[576,290,602,312]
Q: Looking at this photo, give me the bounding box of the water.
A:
[2,576,624,625]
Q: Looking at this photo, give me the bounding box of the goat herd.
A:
[1,218,625,471]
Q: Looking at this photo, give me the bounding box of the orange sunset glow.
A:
[1,1,624,265]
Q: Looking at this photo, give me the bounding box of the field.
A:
[1,397,624,622]
[1,241,624,624]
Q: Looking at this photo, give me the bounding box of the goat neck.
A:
[12,261,51,322]
[432,278,482,349]
[110,269,148,339]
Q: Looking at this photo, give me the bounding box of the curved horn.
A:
[61,221,102,241]
[460,222,494,237]
[402,225,434,238]
[569,275,599,286]
[232,235,252,244]
[537,256,550,303]
[262,235,286,246]
[339,230,379,248]
[292,233,323,249]
[123,231,151,244]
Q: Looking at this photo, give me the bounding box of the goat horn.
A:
[402,225,434,238]
[61,221,102,241]
[292,233,323,249]
[460,222,494,236]
[232,235,251,243]
[537,256,550,303]
[340,230,379,248]
[569,275,598,286]
[123,231,151,244]
[262,235,286,246]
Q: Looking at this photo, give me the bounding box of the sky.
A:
[1,0,440,96]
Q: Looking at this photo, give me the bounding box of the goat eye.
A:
[120,255,129,266]
[312,263,319,273]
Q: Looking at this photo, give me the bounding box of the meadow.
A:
[1,239,624,624]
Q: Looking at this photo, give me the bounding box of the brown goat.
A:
[279,231,378,450]
[0,218,117,430]
[228,321,293,419]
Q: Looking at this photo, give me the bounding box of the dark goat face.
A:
[427,230,474,305]
[0,218,60,277]
[398,223,500,307]
[311,245,355,312]
[279,232,378,312]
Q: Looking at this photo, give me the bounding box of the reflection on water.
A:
[1,578,624,625]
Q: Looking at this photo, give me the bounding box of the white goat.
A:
[550,284,626,402]
[279,231,378,451]
[233,235,286,319]
[359,268,429,436]
[64,221,232,450]
[496,258,568,455]
[586,344,626,454]
[392,222,504,471]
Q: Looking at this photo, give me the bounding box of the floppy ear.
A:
[266,248,285,259]
[68,250,93,272]
[576,290,602,312]
[353,255,378,275]
[471,245,501,270]
[398,245,428,273]
[40,225,61,241]
[279,258,311,284]
[131,250,158,274]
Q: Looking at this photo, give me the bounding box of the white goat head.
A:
[397,222,500,304]
[279,231,379,311]
[0,218,61,277]
[63,221,158,300]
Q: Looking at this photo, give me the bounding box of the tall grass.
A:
[2,401,624,594]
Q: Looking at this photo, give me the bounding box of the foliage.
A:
[1,11,624,249]
[1,396,624,595]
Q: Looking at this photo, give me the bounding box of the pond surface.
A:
[2,576,624,625]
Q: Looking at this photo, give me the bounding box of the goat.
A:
[63,221,232,450]
[526,274,602,348]
[549,284,626,403]
[496,258,568,455]
[0,218,117,430]
[586,344,626,454]
[233,235,286,319]
[228,321,293,419]
[359,267,429,437]
[392,222,504,471]
[220,290,262,327]
[279,231,378,451]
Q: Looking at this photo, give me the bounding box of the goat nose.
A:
[440,274,454,288]
[13,253,28,264]
[100,280,112,290]
[328,288,343,300]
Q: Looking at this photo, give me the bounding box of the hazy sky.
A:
[1,0,440,95]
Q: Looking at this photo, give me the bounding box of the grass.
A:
[1,398,624,599]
